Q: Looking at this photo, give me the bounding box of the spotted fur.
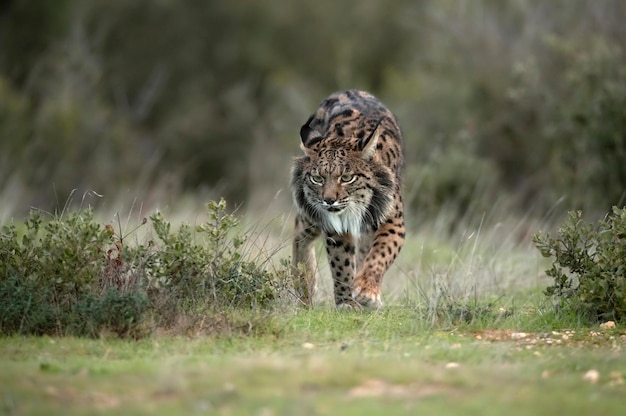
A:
[291,90,405,308]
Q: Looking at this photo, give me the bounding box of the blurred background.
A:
[1,0,625,226]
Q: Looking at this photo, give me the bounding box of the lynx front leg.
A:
[323,233,359,307]
[292,215,321,307]
[356,230,374,270]
[352,210,405,308]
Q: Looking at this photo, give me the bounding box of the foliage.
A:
[473,37,626,213]
[533,207,626,322]
[0,199,286,337]
[0,275,56,335]
[1,1,625,219]
[143,199,281,312]
[70,289,149,338]
[0,208,147,337]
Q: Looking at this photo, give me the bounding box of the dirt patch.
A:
[473,327,625,348]
[348,378,454,399]
[45,386,121,410]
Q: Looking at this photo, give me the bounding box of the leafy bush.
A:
[533,207,626,322]
[143,199,282,312]
[0,199,286,337]
[71,289,149,338]
[0,275,56,335]
[0,208,146,336]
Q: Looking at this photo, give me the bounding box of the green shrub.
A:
[0,199,286,337]
[0,208,147,336]
[71,289,149,338]
[0,209,110,309]
[533,207,626,322]
[143,199,282,311]
[0,275,56,335]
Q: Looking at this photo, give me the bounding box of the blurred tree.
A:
[0,0,73,86]
[0,0,625,220]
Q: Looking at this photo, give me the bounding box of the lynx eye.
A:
[309,174,324,185]
[340,174,356,184]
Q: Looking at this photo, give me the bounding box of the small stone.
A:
[302,342,315,349]
[445,362,460,369]
[583,369,600,384]
[600,321,616,330]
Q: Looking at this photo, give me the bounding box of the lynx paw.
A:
[336,300,362,311]
[351,284,383,308]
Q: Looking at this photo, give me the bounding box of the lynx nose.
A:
[323,198,342,212]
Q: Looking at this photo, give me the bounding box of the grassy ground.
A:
[2,305,625,415]
[1,202,624,414]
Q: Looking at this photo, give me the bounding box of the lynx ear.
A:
[300,115,315,143]
[300,115,322,156]
[359,120,382,160]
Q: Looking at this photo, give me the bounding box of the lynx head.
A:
[291,119,395,236]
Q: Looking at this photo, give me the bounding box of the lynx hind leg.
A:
[292,215,321,306]
[323,233,359,307]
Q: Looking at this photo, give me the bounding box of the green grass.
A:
[1,201,624,414]
[2,306,625,415]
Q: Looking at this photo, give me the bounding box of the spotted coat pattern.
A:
[291,90,405,308]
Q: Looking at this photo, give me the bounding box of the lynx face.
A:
[293,135,394,238]
[291,90,405,309]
